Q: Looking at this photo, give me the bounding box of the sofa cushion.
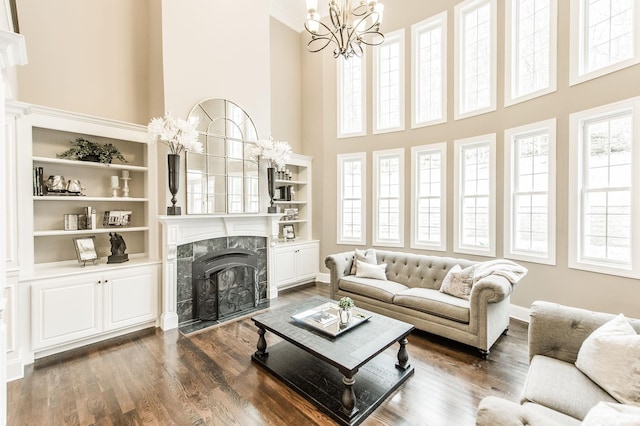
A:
[575,314,640,405]
[355,260,387,280]
[338,276,408,303]
[439,264,476,300]
[522,355,617,420]
[350,248,376,275]
[393,287,470,323]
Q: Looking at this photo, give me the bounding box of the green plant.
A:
[338,296,355,310]
[57,137,127,164]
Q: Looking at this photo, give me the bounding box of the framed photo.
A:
[283,208,299,221]
[74,236,98,264]
[283,224,295,240]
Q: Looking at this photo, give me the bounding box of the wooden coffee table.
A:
[251,296,414,426]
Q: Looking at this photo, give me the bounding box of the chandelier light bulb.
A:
[307,12,320,33]
[375,2,384,23]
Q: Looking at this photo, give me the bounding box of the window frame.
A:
[411,11,448,128]
[337,54,367,138]
[504,0,558,106]
[373,29,406,134]
[569,97,640,278]
[454,0,498,120]
[411,142,447,252]
[569,0,640,86]
[504,119,557,265]
[337,152,367,246]
[453,134,497,257]
[372,148,405,247]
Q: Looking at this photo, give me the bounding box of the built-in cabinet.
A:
[272,241,319,289]
[7,102,160,367]
[271,154,319,289]
[30,263,158,351]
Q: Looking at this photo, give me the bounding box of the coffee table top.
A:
[252,296,414,373]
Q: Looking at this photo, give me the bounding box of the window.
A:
[504,119,557,265]
[505,0,558,106]
[570,0,640,85]
[373,29,405,133]
[412,12,447,128]
[373,149,404,247]
[454,0,497,120]
[569,97,640,277]
[454,134,496,256]
[338,153,367,245]
[411,143,447,251]
[337,55,366,138]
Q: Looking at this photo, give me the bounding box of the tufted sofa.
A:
[324,249,519,357]
[476,301,640,425]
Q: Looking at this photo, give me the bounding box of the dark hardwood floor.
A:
[7,285,529,425]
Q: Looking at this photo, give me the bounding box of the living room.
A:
[0,0,639,424]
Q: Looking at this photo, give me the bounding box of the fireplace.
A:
[192,248,258,321]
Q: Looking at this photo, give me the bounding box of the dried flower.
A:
[147,112,203,155]
[250,135,292,169]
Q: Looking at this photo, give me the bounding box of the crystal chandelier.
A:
[304,0,385,59]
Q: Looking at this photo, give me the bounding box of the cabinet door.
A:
[296,243,319,281]
[274,247,297,287]
[104,266,158,331]
[31,275,102,350]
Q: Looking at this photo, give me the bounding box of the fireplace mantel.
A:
[158,213,281,330]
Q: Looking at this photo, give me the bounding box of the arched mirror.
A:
[186,99,260,214]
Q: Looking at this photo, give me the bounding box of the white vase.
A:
[339,308,352,325]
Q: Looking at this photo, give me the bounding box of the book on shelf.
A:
[33,167,44,196]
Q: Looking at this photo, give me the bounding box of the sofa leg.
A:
[502,327,509,336]
[478,349,490,359]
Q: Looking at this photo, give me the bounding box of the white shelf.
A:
[34,196,148,202]
[278,220,308,224]
[33,156,148,172]
[274,200,306,205]
[34,226,149,237]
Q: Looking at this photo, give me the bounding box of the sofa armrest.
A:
[324,251,354,299]
[476,397,565,426]
[470,274,512,304]
[528,301,618,364]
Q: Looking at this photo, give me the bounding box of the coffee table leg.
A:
[340,372,358,418]
[254,326,268,359]
[396,337,410,371]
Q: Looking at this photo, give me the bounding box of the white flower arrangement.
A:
[147,112,203,155]
[250,135,292,169]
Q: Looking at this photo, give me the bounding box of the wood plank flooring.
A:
[7,284,529,425]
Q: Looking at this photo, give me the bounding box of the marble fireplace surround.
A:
[158,214,281,331]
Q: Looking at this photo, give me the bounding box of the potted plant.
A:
[57,137,127,164]
[338,296,355,325]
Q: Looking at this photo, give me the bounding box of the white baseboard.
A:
[510,304,531,323]
[315,273,330,283]
[6,358,24,382]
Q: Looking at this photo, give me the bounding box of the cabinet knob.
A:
[104,280,108,283]
[97,280,101,284]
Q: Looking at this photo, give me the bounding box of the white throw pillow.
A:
[350,248,376,275]
[582,402,640,426]
[355,260,387,280]
[439,264,476,300]
[575,314,640,406]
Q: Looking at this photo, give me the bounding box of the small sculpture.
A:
[107,232,129,264]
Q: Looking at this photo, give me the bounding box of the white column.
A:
[0,29,27,426]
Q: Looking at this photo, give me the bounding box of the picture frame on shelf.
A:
[283,208,298,221]
[283,224,295,241]
[103,210,132,227]
[73,236,98,266]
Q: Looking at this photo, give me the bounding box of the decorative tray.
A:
[291,302,372,337]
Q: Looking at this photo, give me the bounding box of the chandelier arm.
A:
[307,34,340,53]
[356,31,385,47]
[305,18,342,39]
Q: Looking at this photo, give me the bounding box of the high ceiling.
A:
[269,0,328,32]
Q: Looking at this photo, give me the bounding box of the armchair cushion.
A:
[582,402,640,426]
[522,355,617,420]
[575,314,640,405]
[476,396,575,426]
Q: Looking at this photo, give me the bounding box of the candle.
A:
[111,176,119,188]
[121,170,130,179]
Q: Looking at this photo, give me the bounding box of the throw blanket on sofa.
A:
[474,259,528,285]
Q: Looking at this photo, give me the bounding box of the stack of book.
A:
[33,167,44,196]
